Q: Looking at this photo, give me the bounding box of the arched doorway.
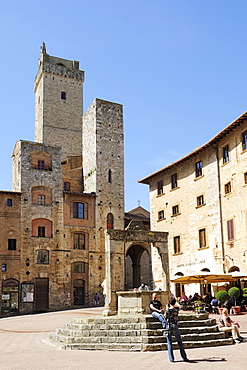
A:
[125,245,152,290]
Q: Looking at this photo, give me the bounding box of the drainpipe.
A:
[207,144,226,273]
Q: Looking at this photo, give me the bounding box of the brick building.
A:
[0,44,162,316]
[140,112,247,297]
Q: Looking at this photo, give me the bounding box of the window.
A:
[158,210,164,220]
[38,226,46,237]
[108,169,112,183]
[107,213,114,229]
[61,91,66,100]
[32,186,52,205]
[171,173,177,189]
[174,236,181,254]
[64,182,70,191]
[195,161,202,178]
[32,218,52,237]
[36,250,49,264]
[157,180,163,195]
[223,145,229,163]
[2,264,6,272]
[227,219,234,241]
[37,160,45,170]
[172,205,179,216]
[8,239,16,251]
[225,182,231,194]
[74,234,85,250]
[74,262,85,273]
[197,195,204,207]
[242,130,247,151]
[199,228,207,248]
[73,202,84,219]
[244,172,247,184]
[7,199,12,207]
[38,195,45,205]
[31,151,51,170]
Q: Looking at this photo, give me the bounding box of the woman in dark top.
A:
[164,298,189,362]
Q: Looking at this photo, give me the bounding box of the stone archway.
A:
[125,244,152,290]
[103,229,168,315]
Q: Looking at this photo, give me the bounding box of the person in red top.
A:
[180,292,188,311]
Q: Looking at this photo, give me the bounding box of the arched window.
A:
[61,91,66,100]
[107,213,114,229]
[74,262,85,273]
[30,151,52,171]
[32,218,53,238]
[32,186,52,205]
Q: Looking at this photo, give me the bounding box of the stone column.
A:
[153,241,170,292]
[103,231,125,315]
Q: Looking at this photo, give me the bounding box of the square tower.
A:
[34,43,84,161]
[83,99,125,230]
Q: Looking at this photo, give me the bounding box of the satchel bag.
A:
[163,318,172,334]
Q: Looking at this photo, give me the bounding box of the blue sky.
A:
[1,1,247,211]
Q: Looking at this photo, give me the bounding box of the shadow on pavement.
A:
[182,357,226,364]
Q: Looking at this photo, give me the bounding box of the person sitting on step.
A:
[149,292,167,330]
[219,307,243,344]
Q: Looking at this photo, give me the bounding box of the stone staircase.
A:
[46,313,233,351]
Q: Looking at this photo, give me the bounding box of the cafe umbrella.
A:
[170,272,235,284]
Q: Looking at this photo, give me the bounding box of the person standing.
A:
[149,292,167,329]
[101,279,106,305]
[164,298,189,362]
[180,292,188,311]
[94,293,99,306]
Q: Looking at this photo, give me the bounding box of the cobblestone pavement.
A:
[0,307,247,370]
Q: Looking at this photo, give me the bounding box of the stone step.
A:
[63,317,216,331]
[49,329,225,344]
[55,323,221,339]
[46,337,233,352]
[46,313,233,352]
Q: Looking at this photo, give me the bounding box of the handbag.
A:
[163,317,172,334]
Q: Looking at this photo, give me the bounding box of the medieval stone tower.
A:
[83,99,125,232]
[34,43,84,161]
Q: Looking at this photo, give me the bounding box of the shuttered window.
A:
[199,228,206,248]
[174,236,181,254]
[227,219,234,241]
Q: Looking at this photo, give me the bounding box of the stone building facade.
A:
[140,111,247,297]
[0,44,169,316]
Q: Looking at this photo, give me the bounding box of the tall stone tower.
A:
[83,99,125,232]
[34,43,84,160]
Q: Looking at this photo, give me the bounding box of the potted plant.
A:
[242,288,247,310]
[228,287,241,314]
[215,290,229,314]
